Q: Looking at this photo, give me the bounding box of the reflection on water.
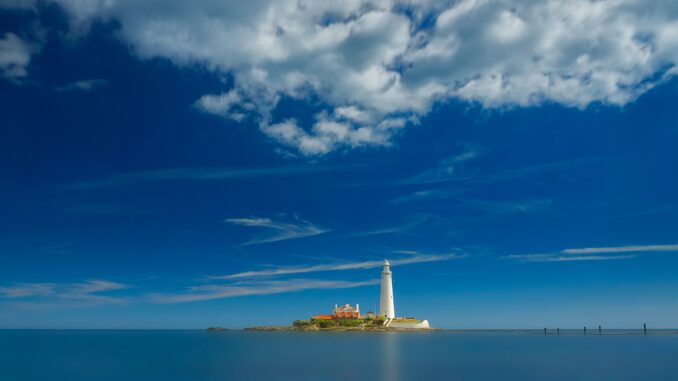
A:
[1,330,678,381]
[379,333,400,381]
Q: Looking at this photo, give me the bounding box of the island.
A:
[242,316,435,332]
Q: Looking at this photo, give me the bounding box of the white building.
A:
[379,259,395,319]
[333,303,360,318]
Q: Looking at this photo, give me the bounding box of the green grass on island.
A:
[284,317,425,331]
[294,318,376,329]
[208,317,434,332]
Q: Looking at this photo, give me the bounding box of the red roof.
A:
[312,315,333,320]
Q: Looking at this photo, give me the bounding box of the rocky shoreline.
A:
[207,326,443,332]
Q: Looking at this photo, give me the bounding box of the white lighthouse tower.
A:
[380,259,395,319]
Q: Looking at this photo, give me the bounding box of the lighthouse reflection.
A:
[378,332,401,381]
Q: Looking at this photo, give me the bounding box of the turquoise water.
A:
[2,330,677,380]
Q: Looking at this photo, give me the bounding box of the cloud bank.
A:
[9,0,678,154]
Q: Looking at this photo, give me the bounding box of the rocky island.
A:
[241,317,438,332]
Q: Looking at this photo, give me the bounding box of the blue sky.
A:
[1,1,677,329]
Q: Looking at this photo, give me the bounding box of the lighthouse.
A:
[379,259,395,319]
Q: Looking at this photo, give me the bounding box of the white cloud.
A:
[150,278,379,303]
[353,215,430,236]
[505,253,637,262]
[66,165,330,189]
[0,0,37,9]
[259,116,406,156]
[0,33,33,80]
[505,243,678,262]
[226,215,329,245]
[0,279,129,303]
[153,249,464,303]
[55,78,109,92]
[211,250,464,279]
[194,89,262,122]
[14,0,678,154]
[399,147,483,185]
[562,244,678,255]
[391,156,607,203]
[0,283,55,298]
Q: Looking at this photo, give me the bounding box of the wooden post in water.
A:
[598,325,602,335]
[584,326,587,336]
[544,328,547,335]
[557,328,560,336]
[644,323,647,336]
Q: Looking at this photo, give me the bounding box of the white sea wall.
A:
[388,320,430,329]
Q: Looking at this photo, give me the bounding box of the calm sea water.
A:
[2,330,678,381]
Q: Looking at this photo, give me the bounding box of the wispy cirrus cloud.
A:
[211,250,465,280]
[389,189,451,205]
[0,283,55,298]
[461,199,553,215]
[152,250,464,303]
[562,244,678,255]
[353,215,430,237]
[399,148,483,185]
[504,253,638,262]
[0,251,464,305]
[226,216,329,245]
[63,202,152,216]
[55,78,108,92]
[66,166,331,190]
[150,278,379,303]
[504,243,678,262]
[389,157,608,208]
[0,279,129,304]
[393,157,607,202]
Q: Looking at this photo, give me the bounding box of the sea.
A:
[2,329,678,381]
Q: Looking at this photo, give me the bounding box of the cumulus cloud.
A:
[0,33,33,80]
[226,215,329,245]
[259,116,408,156]
[19,0,678,154]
